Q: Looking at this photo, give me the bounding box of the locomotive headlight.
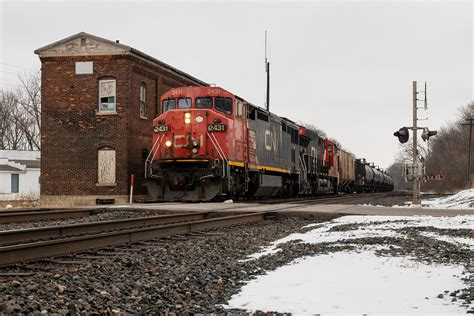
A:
[192,140,199,147]
[165,140,172,147]
[184,112,191,124]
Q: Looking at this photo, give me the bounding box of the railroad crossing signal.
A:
[393,127,409,144]
[421,128,437,142]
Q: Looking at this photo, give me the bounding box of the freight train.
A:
[145,86,393,201]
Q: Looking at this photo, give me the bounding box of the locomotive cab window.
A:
[215,97,232,115]
[178,98,192,109]
[196,97,212,109]
[162,99,176,113]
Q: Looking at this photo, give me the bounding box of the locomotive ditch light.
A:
[421,128,437,142]
[165,140,172,147]
[393,127,409,144]
[192,140,199,147]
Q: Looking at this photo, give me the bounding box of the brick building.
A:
[35,32,207,206]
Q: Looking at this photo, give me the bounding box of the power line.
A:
[0,62,38,72]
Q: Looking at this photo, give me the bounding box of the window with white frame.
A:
[98,79,116,112]
[97,148,116,185]
[139,84,147,118]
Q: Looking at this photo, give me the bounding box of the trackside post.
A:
[129,174,135,204]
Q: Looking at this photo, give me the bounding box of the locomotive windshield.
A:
[196,97,213,109]
[162,99,176,113]
[178,98,192,109]
[215,97,232,115]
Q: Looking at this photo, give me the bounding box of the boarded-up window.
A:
[139,84,147,118]
[99,79,116,112]
[98,149,116,185]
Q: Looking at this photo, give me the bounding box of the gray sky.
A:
[1,0,472,168]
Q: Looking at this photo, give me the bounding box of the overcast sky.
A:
[1,0,472,168]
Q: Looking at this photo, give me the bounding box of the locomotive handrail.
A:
[207,132,229,179]
[145,134,165,178]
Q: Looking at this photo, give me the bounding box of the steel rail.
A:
[0,209,103,224]
[0,212,209,246]
[0,212,266,267]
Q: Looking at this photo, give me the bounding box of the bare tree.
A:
[0,71,41,151]
[0,91,13,149]
[17,72,41,150]
[5,94,26,150]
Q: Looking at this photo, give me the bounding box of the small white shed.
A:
[0,150,40,200]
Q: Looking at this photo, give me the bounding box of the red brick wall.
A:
[40,54,203,198]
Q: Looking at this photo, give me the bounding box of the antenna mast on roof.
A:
[265,30,270,112]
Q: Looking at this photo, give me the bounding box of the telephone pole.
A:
[412,81,420,205]
[461,118,474,188]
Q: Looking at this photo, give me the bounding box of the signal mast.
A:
[393,81,437,205]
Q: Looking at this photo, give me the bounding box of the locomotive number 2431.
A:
[207,124,226,132]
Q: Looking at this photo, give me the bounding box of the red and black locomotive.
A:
[145,86,393,201]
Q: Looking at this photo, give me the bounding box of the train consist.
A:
[145,86,393,201]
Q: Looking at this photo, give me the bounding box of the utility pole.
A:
[265,30,270,112]
[461,118,474,188]
[412,81,420,205]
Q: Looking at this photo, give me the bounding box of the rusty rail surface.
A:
[0,212,209,246]
[0,212,267,267]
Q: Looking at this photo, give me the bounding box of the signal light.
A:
[421,128,437,142]
[393,127,409,144]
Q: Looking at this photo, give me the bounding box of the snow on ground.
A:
[245,215,473,260]
[422,189,474,209]
[228,215,474,314]
[229,251,466,314]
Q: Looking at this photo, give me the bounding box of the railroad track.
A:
[0,208,106,224]
[0,212,269,267]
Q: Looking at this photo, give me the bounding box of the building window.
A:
[11,174,19,193]
[139,84,147,118]
[98,79,116,113]
[97,148,116,185]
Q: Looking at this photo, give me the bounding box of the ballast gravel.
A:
[0,209,161,231]
[0,213,472,314]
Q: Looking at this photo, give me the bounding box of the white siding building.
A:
[0,150,40,200]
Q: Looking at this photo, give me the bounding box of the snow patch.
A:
[422,189,474,209]
[228,251,468,314]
